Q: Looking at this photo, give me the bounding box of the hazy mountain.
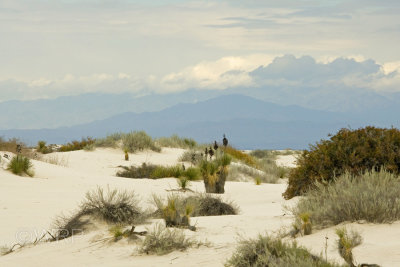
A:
[0,94,378,149]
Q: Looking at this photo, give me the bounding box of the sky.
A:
[0,0,400,101]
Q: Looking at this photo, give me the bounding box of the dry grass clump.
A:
[227,164,280,184]
[0,137,21,152]
[139,224,200,255]
[7,155,34,177]
[284,126,400,199]
[36,140,53,154]
[291,170,400,227]
[225,146,257,168]
[53,187,144,240]
[152,194,238,219]
[59,137,95,152]
[122,131,161,153]
[226,234,343,267]
[156,134,197,149]
[179,150,203,166]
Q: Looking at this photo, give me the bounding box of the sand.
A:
[1,148,399,266]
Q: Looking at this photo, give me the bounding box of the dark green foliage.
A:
[59,137,95,152]
[284,126,400,199]
[116,163,158,178]
[292,170,400,226]
[7,155,34,176]
[226,234,343,267]
[116,163,200,180]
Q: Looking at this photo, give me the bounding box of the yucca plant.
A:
[200,154,231,193]
[299,212,312,235]
[124,149,129,161]
[335,228,362,267]
[7,155,34,177]
[177,176,190,191]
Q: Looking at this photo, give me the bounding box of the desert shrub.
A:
[183,167,201,180]
[250,149,276,159]
[59,137,95,152]
[200,154,231,193]
[161,195,193,228]
[94,132,124,148]
[156,134,197,149]
[152,194,238,218]
[151,165,184,179]
[284,126,400,199]
[53,187,144,240]
[83,143,95,151]
[37,140,53,154]
[225,146,257,168]
[226,234,342,267]
[179,150,203,166]
[0,137,20,152]
[41,154,69,167]
[7,155,34,176]
[122,131,161,153]
[335,228,362,267]
[291,170,400,227]
[139,224,199,255]
[116,163,158,178]
[227,163,280,184]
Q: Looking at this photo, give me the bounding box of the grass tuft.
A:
[7,155,34,177]
[139,224,200,255]
[122,131,161,153]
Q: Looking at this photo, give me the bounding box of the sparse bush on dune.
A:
[156,134,197,149]
[291,170,400,227]
[139,224,201,255]
[335,228,362,267]
[225,146,257,168]
[284,126,400,199]
[179,150,203,166]
[226,234,343,267]
[94,132,124,148]
[122,131,161,153]
[7,155,34,177]
[53,187,144,240]
[59,137,95,152]
[151,193,238,219]
[36,140,53,154]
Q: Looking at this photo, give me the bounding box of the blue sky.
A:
[0,0,399,101]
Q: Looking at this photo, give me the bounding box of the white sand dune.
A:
[1,148,399,266]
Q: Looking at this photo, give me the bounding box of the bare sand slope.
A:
[1,148,399,266]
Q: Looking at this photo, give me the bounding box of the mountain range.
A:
[0,94,393,149]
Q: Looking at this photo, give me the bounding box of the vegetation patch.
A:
[225,146,257,168]
[53,187,144,240]
[7,155,34,177]
[291,170,400,227]
[284,126,400,199]
[156,134,197,149]
[226,234,343,267]
[139,224,201,255]
[122,131,161,153]
[59,137,95,152]
[200,154,232,193]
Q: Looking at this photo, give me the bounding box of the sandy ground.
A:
[0,148,399,266]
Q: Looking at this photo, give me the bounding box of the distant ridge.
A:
[0,94,377,149]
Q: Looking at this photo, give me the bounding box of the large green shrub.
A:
[284,126,400,199]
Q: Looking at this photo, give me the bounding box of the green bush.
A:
[151,165,184,179]
[291,170,400,227]
[37,140,53,154]
[226,234,343,267]
[116,163,158,178]
[284,126,400,199]
[7,155,34,177]
[59,137,95,152]
[156,135,197,149]
[122,131,161,153]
